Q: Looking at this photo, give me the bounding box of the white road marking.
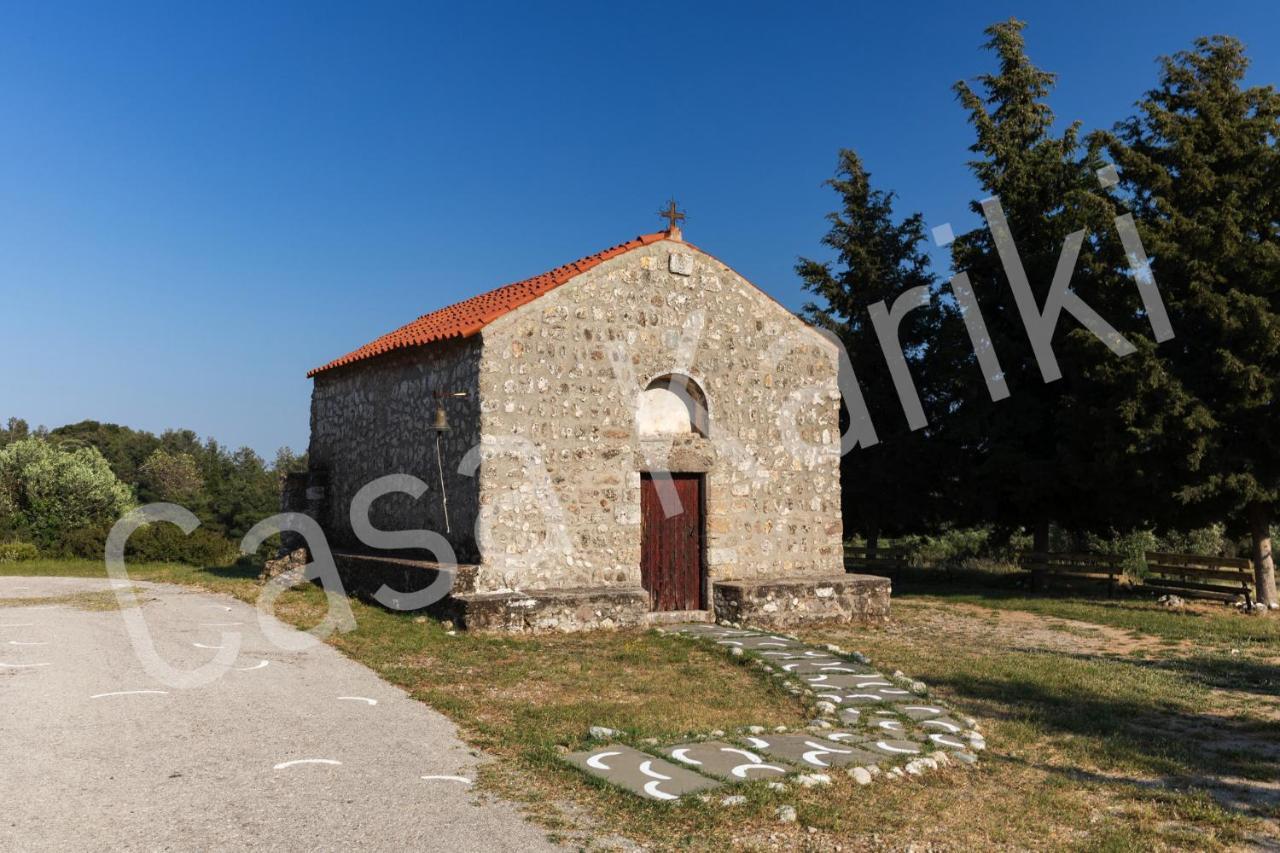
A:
[586,751,621,770]
[875,741,920,754]
[878,720,904,731]
[923,719,962,733]
[8,640,46,646]
[930,734,968,748]
[730,762,786,778]
[235,660,269,671]
[90,690,169,699]
[745,737,770,749]
[855,681,893,688]
[192,642,224,649]
[420,775,472,784]
[878,688,911,695]
[205,605,233,611]
[200,622,243,627]
[720,747,763,763]
[0,661,49,668]
[638,760,677,800]
[903,705,944,714]
[670,748,701,766]
[642,781,677,800]
[337,696,378,706]
[273,759,342,770]
[801,739,853,767]
[0,623,34,628]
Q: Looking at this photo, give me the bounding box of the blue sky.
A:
[2,1,1277,458]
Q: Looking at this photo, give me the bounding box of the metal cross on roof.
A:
[658,198,686,231]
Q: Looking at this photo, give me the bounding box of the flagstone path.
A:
[565,623,984,801]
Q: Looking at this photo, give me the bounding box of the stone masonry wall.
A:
[473,238,843,594]
[308,338,482,561]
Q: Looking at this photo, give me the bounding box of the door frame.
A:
[639,471,707,611]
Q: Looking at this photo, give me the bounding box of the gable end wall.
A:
[473,240,843,594]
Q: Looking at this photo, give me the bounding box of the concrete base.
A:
[712,574,890,628]
[453,586,650,633]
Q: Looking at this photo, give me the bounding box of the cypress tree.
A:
[1101,36,1280,605]
[941,18,1130,550]
[797,149,942,551]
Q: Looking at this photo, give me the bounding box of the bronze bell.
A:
[433,403,451,432]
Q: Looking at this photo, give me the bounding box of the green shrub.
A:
[57,524,110,559]
[902,528,993,565]
[0,541,39,562]
[0,438,134,550]
[124,523,239,566]
[1158,524,1229,558]
[48,520,238,567]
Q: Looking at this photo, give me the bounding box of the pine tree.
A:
[797,149,942,551]
[1101,36,1280,605]
[939,18,1141,550]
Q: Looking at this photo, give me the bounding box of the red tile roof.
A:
[308,231,678,377]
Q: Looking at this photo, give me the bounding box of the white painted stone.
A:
[794,773,831,788]
[848,766,873,785]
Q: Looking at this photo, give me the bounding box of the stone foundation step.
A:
[643,609,714,626]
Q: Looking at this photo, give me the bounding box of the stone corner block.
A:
[712,574,890,628]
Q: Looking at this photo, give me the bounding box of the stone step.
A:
[643,609,715,626]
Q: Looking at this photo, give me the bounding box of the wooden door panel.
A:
[640,474,703,611]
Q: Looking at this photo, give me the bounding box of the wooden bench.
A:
[844,546,909,580]
[1019,552,1126,595]
[1143,552,1255,607]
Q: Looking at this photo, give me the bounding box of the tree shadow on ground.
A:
[1117,652,1280,703]
[197,558,261,582]
[994,747,1280,832]
[924,659,1280,785]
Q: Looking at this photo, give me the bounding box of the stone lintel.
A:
[712,573,890,628]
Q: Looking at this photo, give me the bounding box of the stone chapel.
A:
[299,221,889,630]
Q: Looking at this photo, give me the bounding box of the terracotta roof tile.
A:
[308,231,674,377]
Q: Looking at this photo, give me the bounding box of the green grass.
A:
[3,558,1276,850]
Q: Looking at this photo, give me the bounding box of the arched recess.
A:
[637,374,710,438]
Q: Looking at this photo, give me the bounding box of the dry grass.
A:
[0,589,141,611]
[3,559,1277,850]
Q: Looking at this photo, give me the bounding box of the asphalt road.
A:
[0,576,560,852]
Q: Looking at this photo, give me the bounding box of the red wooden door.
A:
[640,473,704,611]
